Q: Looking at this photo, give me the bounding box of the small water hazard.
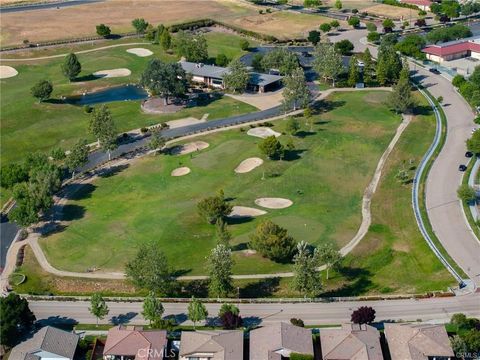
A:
[64,84,148,106]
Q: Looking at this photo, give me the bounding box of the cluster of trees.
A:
[174,31,208,62]
[430,0,461,19]
[452,66,480,108]
[313,42,343,86]
[376,38,403,86]
[449,313,480,353]
[387,61,415,113]
[426,24,472,44]
[260,48,300,75]
[145,24,172,50]
[395,34,426,60]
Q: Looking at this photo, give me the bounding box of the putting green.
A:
[40,91,401,276]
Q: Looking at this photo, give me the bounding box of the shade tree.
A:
[188,296,208,329]
[207,244,234,298]
[249,220,297,263]
[223,59,249,93]
[291,241,322,297]
[0,293,36,347]
[61,53,81,81]
[31,80,53,102]
[282,67,310,110]
[351,306,376,324]
[142,292,165,326]
[89,293,109,326]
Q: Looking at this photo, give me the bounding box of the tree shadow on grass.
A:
[60,204,86,221]
[413,104,432,116]
[73,74,100,82]
[315,99,346,114]
[239,277,281,298]
[231,242,248,251]
[43,98,66,104]
[173,279,209,298]
[226,216,255,225]
[61,183,96,201]
[320,266,374,297]
[282,149,306,161]
[295,131,316,138]
[97,163,129,178]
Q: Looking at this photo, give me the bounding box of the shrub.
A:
[290,354,314,360]
[457,184,476,204]
[452,74,466,88]
[240,39,250,51]
[140,127,149,133]
[290,318,305,327]
[348,16,360,28]
[83,105,93,114]
[334,39,354,55]
[367,32,381,43]
[351,306,376,324]
[258,136,284,159]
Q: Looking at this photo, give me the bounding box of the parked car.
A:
[459,164,467,171]
[429,68,441,74]
[465,151,474,158]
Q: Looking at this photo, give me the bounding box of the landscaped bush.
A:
[367,32,381,43]
[290,353,314,360]
[395,34,426,59]
[290,318,305,327]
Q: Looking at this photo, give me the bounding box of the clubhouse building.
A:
[179,60,283,93]
[423,36,480,63]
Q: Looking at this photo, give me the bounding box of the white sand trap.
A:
[127,48,153,57]
[255,197,293,209]
[171,141,209,155]
[93,68,131,78]
[229,206,267,218]
[235,157,263,174]
[247,127,281,139]
[0,66,18,79]
[171,167,191,177]
[166,117,206,129]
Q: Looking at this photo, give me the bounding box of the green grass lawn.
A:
[39,91,401,276]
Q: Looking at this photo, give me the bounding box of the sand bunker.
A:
[0,66,18,79]
[171,167,191,177]
[247,127,281,139]
[166,117,206,129]
[170,141,209,155]
[235,157,263,174]
[255,197,293,209]
[126,48,153,57]
[229,206,267,218]
[93,68,131,78]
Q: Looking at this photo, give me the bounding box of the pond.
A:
[65,84,148,106]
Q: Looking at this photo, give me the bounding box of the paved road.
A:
[30,294,480,326]
[0,0,102,13]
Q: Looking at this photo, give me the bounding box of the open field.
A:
[39,91,400,276]
[0,0,333,47]
[363,4,421,20]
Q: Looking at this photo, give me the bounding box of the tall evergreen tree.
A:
[61,53,81,81]
[347,56,360,87]
[362,48,375,85]
[388,62,415,113]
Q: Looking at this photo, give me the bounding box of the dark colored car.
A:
[429,68,441,74]
[466,151,474,158]
[459,164,467,171]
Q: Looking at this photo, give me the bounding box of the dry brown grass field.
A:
[0,0,334,46]
[363,3,420,19]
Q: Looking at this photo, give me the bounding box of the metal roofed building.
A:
[179,61,283,93]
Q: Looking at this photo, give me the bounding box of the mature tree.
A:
[291,241,322,297]
[362,48,375,85]
[261,48,300,76]
[467,130,480,154]
[251,53,264,71]
[463,329,480,352]
[148,129,166,154]
[470,66,480,87]
[8,193,39,227]
[125,241,173,295]
[330,20,340,30]
[174,31,208,62]
[223,59,249,93]
[335,0,342,9]
[188,296,208,329]
[376,44,402,85]
[308,30,321,45]
[286,117,300,136]
[382,18,395,33]
[216,53,229,67]
[61,53,81,81]
[218,303,242,329]
[0,293,36,347]
[31,80,53,103]
[142,291,165,326]
[282,67,310,110]
[395,34,426,59]
[1,163,28,189]
[141,59,188,105]
[319,23,331,34]
[160,30,172,50]
[216,219,232,246]
[388,65,415,113]
[346,56,359,88]
[351,306,376,324]
[197,193,233,225]
[249,220,297,263]
[426,24,472,44]
[66,139,88,178]
[89,105,117,160]
[207,244,234,298]
[317,243,341,280]
[132,18,148,34]
[259,135,284,159]
[145,24,157,42]
[334,39,354,55]
[313,42,344,86]
[367,31,381,43]
[89,293,109,326]
[348,16,360,28]
[240,39,250,51]
[304,0,321,7]
[96,24,111,37]
[366,22,377,32]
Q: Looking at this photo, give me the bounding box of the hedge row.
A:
[382,0,420,11]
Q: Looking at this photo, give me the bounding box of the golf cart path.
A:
[3,93,409,284]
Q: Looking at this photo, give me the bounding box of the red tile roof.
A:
[423,40,480,57]
[401,0,432,7]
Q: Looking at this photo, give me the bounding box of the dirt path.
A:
[1,87,401,290]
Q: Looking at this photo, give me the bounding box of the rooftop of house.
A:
[249,322,313,360]
[179,330,244,360]
[384,323,454,360]
[423,36,480,57]
[9,326,79,360]
[103,326,168,360]
[319,324,383,360]
[179,61,283,87]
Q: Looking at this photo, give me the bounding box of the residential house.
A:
[179,61,283,93]
[179,330,243,360]
[250,322,314,360]
[319,324,383,360]
[103,326,168,360]
[423,36,480,63]
[9,326,79,360]
[384,323,454,360]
